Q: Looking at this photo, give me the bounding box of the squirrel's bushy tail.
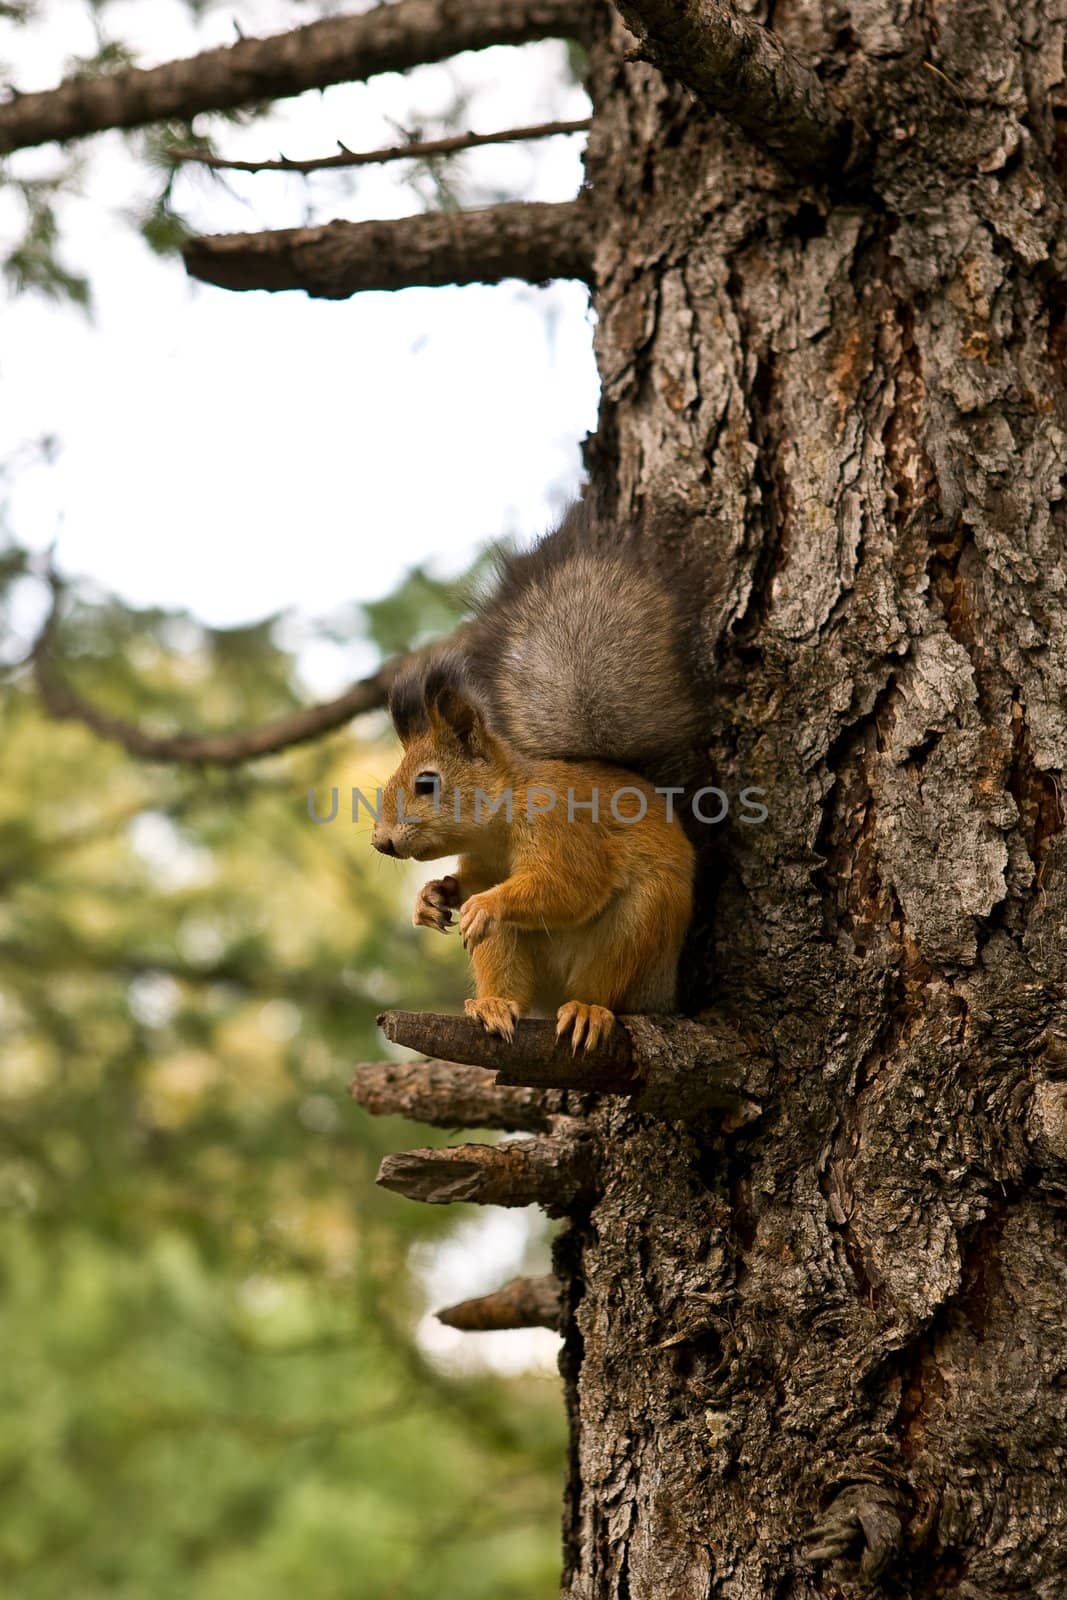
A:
[466,502,701,776]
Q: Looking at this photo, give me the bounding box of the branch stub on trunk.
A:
[183,201,593,298]
[437,1273,563,1331]
[376,1133,593,1212]
[351,1057,555,1133]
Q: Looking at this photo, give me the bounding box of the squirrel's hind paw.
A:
[465,996,521,1041]
[556,1002,615,1053]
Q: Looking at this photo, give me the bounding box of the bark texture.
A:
[351,1055,558,1133]
[552,2,1067,1595]
[613,0,858,172]
[377,1129,593,1210]
[0,0,587,154]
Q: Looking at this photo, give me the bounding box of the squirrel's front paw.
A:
[556,1002,615,1053]
[465,996,521,1041]
[459,892,497,950]
[413,875,462,933]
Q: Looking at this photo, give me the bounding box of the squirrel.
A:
[371,501,700,1052]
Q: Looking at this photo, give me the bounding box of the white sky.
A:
[1,0,600,687]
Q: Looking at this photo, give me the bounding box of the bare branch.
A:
[437,1273,562,1331]
[183,199,593,297]
[30,573,396,766]
[167,117,591,176]
[377,1009,768,1123]
[379,1009,639,1090]
[612,0,861,174]
[0,0,590,155]
[376,1133,593,1210]
[351,1058,554,1133]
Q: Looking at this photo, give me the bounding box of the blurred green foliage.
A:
[0,4,576,1587]
[0,531,563,1599]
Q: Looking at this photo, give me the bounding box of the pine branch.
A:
[183,199,592,297]
[437,1274,562,1331]
[167,117,591,176]
[0,0,590,155]
[377,1010,768,1124]
[612,0,861,174]
[30,571,396,765]
[377,1133,593,1210]
[351,1058,555,1133]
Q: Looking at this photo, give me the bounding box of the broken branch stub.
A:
[376,1133,593,1212]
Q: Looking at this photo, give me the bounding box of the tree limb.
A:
[0,0,590,155]
[351,1057,555,1132]
[183,199,593,297]
[437,1273,562,1330]
[376,1133,593,1210]
[612,0,861,174]
[167,117,591,176]
[30,572,396,765]
[380,1008,639,1089]
[377,1009,768,1123]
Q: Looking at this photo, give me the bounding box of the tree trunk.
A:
[560,4,1067,1596]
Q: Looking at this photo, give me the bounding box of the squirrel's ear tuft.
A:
[388,666,431,745]
[424,663,488,756]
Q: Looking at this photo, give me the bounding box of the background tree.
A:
[3,2,1067,1599]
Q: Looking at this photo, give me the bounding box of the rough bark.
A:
[612,0,859,172]
[551,2,1067,1595]
[183,200,592,297]
[377,1131,593,1211]
[0,0,588,154]
[351,1056,557,1133]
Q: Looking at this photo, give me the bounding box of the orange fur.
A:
[373,699,694,1048]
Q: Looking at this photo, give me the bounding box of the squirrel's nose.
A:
[374,836,398,857]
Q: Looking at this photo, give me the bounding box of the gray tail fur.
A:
[466,502,702,777]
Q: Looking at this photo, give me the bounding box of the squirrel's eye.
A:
[413,771,440,797]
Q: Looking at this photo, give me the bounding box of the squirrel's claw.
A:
[556,1002,615,1053]
[465,996,520,1041]
[413,902,453,933]
[413,876,462,932]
